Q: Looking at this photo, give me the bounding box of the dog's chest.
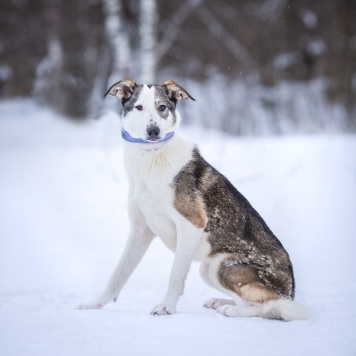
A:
[124,140,195,244]
[128,152,175,208]
[125,140,193,210]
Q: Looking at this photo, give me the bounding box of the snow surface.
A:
[0,100,355,356]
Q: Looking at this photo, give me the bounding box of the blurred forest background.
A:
[0,0,355,135]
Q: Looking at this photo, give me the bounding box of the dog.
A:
[78,79,308,321]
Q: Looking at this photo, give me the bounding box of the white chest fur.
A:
[123,135,196,251]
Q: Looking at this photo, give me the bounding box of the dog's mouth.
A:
[146,136,161,142]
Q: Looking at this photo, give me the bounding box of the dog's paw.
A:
[216,305,240,317]
[204,298,235,310]
[75,301,103,309]
[150,304,175,316]
[76,300,104,310]
[76,292,118,310]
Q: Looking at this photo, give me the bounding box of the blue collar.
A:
[121,129,174,144]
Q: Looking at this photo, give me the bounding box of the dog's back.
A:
[172,147,302,320]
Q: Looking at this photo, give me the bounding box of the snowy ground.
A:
[0,100,355,356]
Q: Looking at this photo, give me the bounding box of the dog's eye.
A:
[159,105,166,112]
[135,105,143,111]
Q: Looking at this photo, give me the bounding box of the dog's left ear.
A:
[162,80,195,102]
[104,79,137,101]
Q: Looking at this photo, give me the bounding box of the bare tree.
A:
[139,0,157,83]
[156,0,200,62]
[196,4,257,70]
[102,0,131,80]
[33,0,64,110]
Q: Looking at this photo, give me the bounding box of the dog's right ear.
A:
[104,79,137,101]
[162,80,195,102]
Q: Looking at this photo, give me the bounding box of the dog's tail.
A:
[259,299,310,321]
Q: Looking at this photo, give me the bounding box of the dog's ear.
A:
[104,79,137,101]
[162,80,195,102]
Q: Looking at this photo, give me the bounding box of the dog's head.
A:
[105,79,195,143]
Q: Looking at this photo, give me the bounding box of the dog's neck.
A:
[123,132,196,179]
[121,128,175,145]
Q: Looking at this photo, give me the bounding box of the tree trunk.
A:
[102,0,131,79]
[139,0,157,84]
[33,0,64,109]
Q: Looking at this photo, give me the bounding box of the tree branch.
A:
[197,4,257,69]
[156,0,201,62]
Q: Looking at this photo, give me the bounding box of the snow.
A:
[0,99,356,356]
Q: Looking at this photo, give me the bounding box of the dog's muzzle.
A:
[146,125,160,141]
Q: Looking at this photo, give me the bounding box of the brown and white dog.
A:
[78,79,308,321]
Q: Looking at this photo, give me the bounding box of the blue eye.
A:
[135,105,143,111]
[159,105,166,112]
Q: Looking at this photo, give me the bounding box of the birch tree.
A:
[102,0,131,80]
[139,0,157,83]
[97,0,131,116]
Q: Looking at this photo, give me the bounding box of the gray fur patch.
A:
[153,85,177,123]
[122,85,143,116]
[173,148,295,300]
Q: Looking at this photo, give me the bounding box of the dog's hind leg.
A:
[200,254,309,320]
[200,254,277,318]
[200,256,236,310]
[203,298,236,309]
[216,301,260,317]
[77,203,155,310]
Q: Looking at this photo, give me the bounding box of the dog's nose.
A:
[147,125,160,139]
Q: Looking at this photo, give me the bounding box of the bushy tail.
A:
[259,299,310,321]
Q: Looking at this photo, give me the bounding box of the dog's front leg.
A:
[151,219,203,315]
[78,211,155,310]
